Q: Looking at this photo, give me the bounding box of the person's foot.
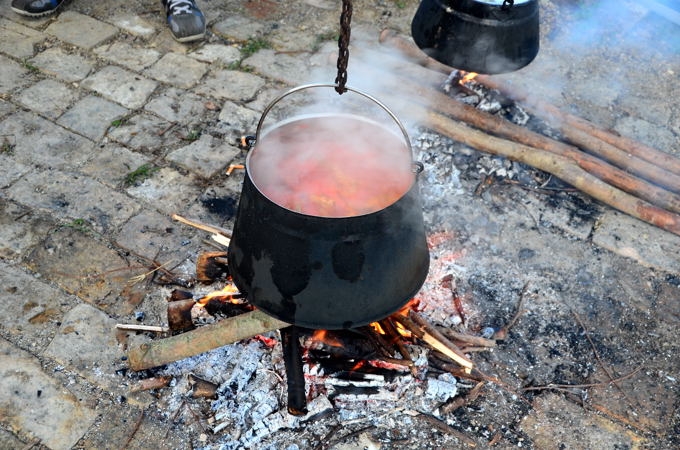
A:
[11,0,64,17]
[162,0,206,43]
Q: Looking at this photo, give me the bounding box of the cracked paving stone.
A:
[0,198,54,260]
[80,144,152,188]
[107,112,180,151]
[94,41,162,71]
[144,52,209,89]
[0,154,30,190]
[81,65,158,110]
[194,70,266,102]
[242,49,312,86]
[23,226,139,315]
[45,11,118,49]
[57,95,129,141]
[6,169,141,233]
[166,134,240,179]
[28,47,93,83]
[44,303,127,392]
[125,166,203,215]
[0,110,93,170]
[144,87,207,126]
[0,261,77,352]
[0,17,43,59]
[16,79,79,121]
[0,54,29,94]
[0,339,97,450]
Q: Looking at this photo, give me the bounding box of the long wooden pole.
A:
[127,310,289,371]
[422,109,680,236]
[378,29,680,179]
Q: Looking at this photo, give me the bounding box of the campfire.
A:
[113,25,680,448]
[119,211,508,447]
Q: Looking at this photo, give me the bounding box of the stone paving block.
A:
[0,54,29,94]
[6,169,141,233]
[57,95,128,141]
[0,154,29,189]
[0,198,53,260]
[126,166,203,215]
[181,177,244,230]
[44,303,126,391]
[94,41,162,71]
[23,226,142,315]
[194,69,266,102]
[189,43,241,66]
[80,143,151,188]
[0,97,16,120]
[242,49,312,85]
[144,52,209,88]
[166,134,239,179]
[0,339,97,450]
[0,428,26,449]
[109,13,157,38]
[45,11,118,49]
[107,112,179,151]
[0,261,77,352]
[16,78,79,120]
[212,15,266,41]
[592,210,680,274]
[0,17,43,59]
[81,65,158,109]
[217,100,261,135]
[0,110,93,170]
[28,46,93,83]
[144,87,207,125]
[114,209,201,265]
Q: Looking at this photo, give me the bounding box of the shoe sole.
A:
[11,4,61,17]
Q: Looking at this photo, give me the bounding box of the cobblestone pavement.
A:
[0,0,679,448]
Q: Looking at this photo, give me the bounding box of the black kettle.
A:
[411,0,540,74]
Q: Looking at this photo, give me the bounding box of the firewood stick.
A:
[380,73,680,213]
[127,309,289,371]
[378,29,680,179]
[393,312,474,371]
[171,213,232,238]
[422,108,680,236]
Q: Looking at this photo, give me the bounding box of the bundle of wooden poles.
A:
[377,30,680,237]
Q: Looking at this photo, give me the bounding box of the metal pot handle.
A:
[254,83,413,154]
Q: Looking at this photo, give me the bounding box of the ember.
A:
[249,114,414,217]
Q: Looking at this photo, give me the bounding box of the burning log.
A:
[195,251,229,282]
[167,298,196,332]
[127,309,289,371]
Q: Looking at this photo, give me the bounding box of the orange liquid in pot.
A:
[249,115,414,218]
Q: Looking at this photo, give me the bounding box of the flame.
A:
[459,71,478,84]
[196,284,242,306]
[370,322,386,335]
[311,329,344,348]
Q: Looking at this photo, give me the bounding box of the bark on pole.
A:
[128,310,289,371]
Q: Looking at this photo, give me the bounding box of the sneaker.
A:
[11,0,64,17]
[162,0,206,43]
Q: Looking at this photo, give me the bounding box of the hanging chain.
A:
[335,0,353,95]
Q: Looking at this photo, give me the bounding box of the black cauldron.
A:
[227,85,430,329]
[411,0,540,74]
